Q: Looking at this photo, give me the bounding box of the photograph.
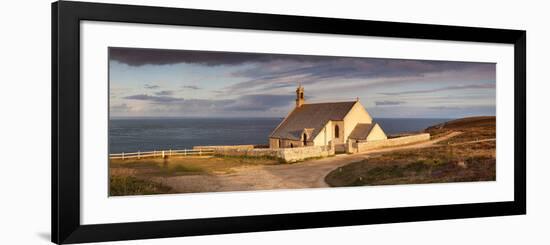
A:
[108,47,497,196]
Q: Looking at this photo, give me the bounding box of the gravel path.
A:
[154,132,462,193]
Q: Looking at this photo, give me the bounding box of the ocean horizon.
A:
[108,117,453,153]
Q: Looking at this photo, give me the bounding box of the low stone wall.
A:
[280,145,335,163]
[212,145,334,163]
[351,133,430,153]
[213,147,282,159]
[193,145,254,151]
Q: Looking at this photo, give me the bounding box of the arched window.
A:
[335,125,340,138]
[303,133,308,146]
[300,92,304,99]
[290,143,294,148]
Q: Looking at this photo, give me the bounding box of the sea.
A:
[109,118,451,153]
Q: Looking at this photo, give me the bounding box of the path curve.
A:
[156,132,462,193]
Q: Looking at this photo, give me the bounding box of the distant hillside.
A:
[425,116,496,132]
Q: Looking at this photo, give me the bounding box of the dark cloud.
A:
[154,90,175,96]
[375,100,406,106]
[110,47,318,66]
[226,59,495,93]
[110,103,130,111]
[232,59,436,81]
[123,94,184,103]
[144,84,160,89]
[110,47,494,75]
[182,85,200,90]
[378,84,495,96]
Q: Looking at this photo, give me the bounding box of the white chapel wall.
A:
[343,102,373,141]
[366,124,388,141]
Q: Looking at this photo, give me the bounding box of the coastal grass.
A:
[109,175,174,196]
[109,156,280,195]
[325,155,495,187]
[426,116,496,143]
[109,155,280,178]
[326,116,496,187]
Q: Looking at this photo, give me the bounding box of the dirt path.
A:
[448,138,495,146]
[154,132,462,193]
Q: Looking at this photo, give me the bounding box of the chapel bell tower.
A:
[296,84,305,107]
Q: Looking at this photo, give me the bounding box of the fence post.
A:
[122,152,124,160]
[162,150,165,158]
[169,149,172,157]
[199,149,202,156]
[138,151,140,159]
[184,149,187,156]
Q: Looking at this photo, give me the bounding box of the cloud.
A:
[119,93,295,115]
[110,47,497,118]
[224,94,295,111]
[225,58,495,94]
[375,100,406,106]
[123,94,184,103]
[122,92,293,111]
[182,85,200,90]
[144,84,160,89]
[154,90,175,96]
[110,103,130,111]
[109,47,315,66]
[110,47,494,75]
[110,47,496,97]
[378,84,495,96]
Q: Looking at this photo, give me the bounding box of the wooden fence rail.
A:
[109,148,215,160]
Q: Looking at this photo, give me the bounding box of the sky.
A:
[109,47,496,119]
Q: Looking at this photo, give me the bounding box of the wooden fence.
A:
[109,148,215,160]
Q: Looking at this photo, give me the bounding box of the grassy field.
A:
[109,155,280,196]
[325,116,496,187]
[109,175,175,196]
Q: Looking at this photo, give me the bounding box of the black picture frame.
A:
[52,1,526,244]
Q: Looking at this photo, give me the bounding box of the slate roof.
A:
[348,123,376,140]
[270,101,357,140]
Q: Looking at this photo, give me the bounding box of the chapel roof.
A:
[348,123,377,140]
[270,101,357,140]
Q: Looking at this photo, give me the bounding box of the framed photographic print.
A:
[52,1,526,244]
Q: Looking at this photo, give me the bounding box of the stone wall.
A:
[193,145,254,150]
[350,133,430,153]
[268,138,308,149]
[212,145,334,163]
[280,145,335,162]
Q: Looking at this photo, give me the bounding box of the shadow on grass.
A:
[326,156,495,187]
